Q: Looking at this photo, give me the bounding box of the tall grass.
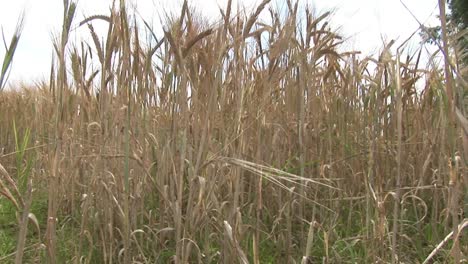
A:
[0,0,466,263]
[0,12,24,91]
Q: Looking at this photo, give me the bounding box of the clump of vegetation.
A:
[0,0,466,263]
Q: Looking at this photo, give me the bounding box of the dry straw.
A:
[0,0,466,263]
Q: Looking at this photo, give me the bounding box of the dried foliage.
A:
[0,0,466,263]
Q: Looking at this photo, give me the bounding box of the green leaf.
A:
[0,12,25,90]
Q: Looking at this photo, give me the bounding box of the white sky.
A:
[0,0,440,85]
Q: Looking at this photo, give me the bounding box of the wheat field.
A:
[0,0,467,263]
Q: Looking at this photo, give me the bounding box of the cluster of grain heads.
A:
[0,0,466,262]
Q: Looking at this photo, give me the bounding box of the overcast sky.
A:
[0,0,440,85]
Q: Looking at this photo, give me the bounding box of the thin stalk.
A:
[15,179,32,264]
[391,50,403,264]
[438,1,460,262]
